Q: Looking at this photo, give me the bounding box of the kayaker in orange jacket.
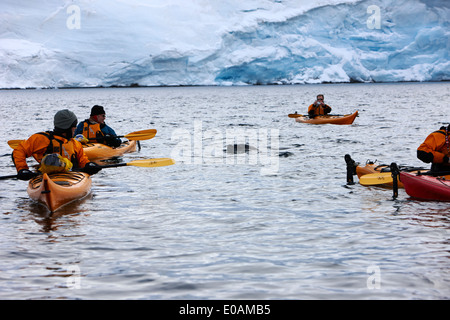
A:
[417,124,450,173]
[12,109,102,180]
[308,94,332,117]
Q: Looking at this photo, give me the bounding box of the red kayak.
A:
[400,172,450,201]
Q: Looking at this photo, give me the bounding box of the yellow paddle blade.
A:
[126,158,175,167]
[123,129,157,141]
[288,113,303,118]
[359,172,393,186]
[7,140,24,149]
[127,129,157,135]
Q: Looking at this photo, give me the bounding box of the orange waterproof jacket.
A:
[12,131,90,172]
[308,103,332,116]
[417,127,450,167]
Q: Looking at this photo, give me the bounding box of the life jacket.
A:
[308,104,331,116]
[37,131,80,168]
[80,120,105,142]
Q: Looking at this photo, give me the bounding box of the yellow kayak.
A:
[355,161,432,188]
[82,140,137,161]
[27,172,92,214]
[355,162,406,188]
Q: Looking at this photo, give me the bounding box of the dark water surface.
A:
[0,83,449,299]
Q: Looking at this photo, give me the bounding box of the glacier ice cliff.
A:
[0,0,449,88]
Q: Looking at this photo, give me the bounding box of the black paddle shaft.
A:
[98,163,128,169]
[0,174,18,180]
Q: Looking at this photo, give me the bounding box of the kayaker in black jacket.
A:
[417,124,450,173]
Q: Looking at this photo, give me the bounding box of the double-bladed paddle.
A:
[99,158,175,168]
[7,129,157,149]
[288,113,354,118]
[0,157,175,180]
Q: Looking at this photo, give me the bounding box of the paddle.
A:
[0,174,20,180]
[99,158,175,168]
[288,113,353,118]
[0,158,175,180]
[7,129,157,149]
[115,129,157,141]
[7,140,23,149]
[359,172,394,186]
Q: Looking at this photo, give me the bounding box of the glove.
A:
[82,162,102,175]
[17,169,37,181]
[104,134,121,148]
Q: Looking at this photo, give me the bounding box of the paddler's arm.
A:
[12,134,48,180]
[12,134,48,172]
[417,132,448,164]
[101,125,121,147]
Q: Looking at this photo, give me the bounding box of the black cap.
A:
[90,105,105,116]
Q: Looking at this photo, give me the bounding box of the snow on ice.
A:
[0,0,448,88]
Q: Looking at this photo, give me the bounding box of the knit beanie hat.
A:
[54,109,78,130]
[90,105,106,116]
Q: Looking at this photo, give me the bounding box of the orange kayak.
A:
[294,111,358,125]
[83,140,137,161]
[27,172,92,214]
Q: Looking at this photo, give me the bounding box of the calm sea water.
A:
[0,83,449,300]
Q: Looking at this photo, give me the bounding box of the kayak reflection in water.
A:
[307,94,332,118]
[417,124,450,173]
[75,105,122,148]
[12,109,102,180]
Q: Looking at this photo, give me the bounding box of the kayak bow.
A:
[27,172,92,214]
